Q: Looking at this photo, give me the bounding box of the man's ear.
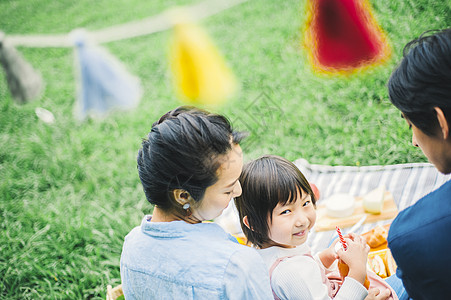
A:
[435,107,449,140]
[242,215,252,231]
[172,189,192,206]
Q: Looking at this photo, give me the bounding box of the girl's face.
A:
[191,144,243,221]
[267,189,316,248]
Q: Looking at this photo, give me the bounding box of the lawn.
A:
[0,0,449,298]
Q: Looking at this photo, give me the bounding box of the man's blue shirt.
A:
[388,180,451,300]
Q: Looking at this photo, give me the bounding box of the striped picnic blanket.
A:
[214,159,451,254]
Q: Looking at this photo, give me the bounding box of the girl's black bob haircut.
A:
[235,155,316,248]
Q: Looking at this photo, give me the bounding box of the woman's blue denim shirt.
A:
[120,216,273,299]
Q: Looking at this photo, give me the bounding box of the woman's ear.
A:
[242,215,252,231]
[172,189,192,206]
[435,107,449,140]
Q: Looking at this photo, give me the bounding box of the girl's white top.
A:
[258,243,368,300]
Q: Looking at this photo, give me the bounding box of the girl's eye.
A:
[281,209,291,215]
[303,200,311,207]
[225,191,232,195]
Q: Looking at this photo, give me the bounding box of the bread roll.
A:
[366,225,388,248]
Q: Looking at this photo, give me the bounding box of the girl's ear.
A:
[242,215,252,231]
[435,107,449,140]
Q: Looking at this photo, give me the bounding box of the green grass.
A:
[1,0,450,298]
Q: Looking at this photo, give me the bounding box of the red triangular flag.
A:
[304,0,391,74]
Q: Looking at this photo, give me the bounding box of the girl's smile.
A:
[293,230,307,237]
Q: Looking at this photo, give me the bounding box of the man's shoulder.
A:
[389,180,451,244]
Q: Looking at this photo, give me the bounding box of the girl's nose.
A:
[295,212,309,227]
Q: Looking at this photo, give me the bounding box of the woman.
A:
[120,106,273,299]
[387,28,451,300]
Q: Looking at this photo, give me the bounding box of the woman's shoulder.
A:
[123,225,143,245]
[122,221,260,276]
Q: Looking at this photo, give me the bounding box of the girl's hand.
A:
[336,234,369,285]
[319,239,338,268]
[345,232,367,245]
[364,288,391,300]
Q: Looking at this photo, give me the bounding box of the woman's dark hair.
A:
[137,106,246,211]
[234,155,316,248]
[388,28,451,136]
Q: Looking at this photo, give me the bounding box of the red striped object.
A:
[336,226,348,251]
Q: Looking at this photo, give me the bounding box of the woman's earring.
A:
[183,203,192,217]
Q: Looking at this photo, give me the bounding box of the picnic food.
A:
[363,186,385,214]
[385,249,397,276]
[367,248,397,278]
[366,225,388,248]
[368,253,387,277]
[325,194,355,218]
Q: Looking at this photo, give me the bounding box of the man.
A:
[387,28,451,300]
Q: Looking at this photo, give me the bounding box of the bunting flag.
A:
[169,15,238,106]
[72,30,142,119]
[304,0,391,74]
[1,0,246,120]
[0,32,43,104]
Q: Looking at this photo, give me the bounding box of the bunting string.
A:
[5,0,247,47]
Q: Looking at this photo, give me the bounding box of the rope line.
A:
[4,0,247,48]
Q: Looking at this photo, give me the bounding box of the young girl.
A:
[235,155,396,300]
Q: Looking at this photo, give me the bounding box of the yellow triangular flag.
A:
[169,16,237,106]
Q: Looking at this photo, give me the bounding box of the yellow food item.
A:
[367,248,397,278]
[232,234,247,246]
[385,249,397,277]
[368,254,387,278]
